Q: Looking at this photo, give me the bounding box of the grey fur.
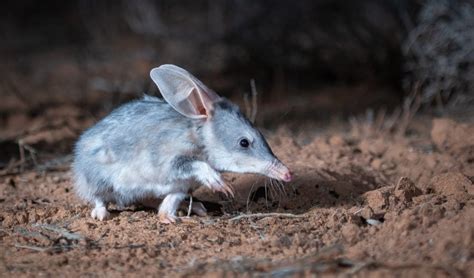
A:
[172,155,197,176]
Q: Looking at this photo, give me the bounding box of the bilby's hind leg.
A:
[180,199,208,216]
[91,199,110,221]
[158,193,186,224]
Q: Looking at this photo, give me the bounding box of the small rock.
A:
[394,177,422,202]
[360,207,374,220]
[371,159,383,170]
[366,219,382,226]
[431,172,472,201]
[341,224,361,244]
[364,189,389,214]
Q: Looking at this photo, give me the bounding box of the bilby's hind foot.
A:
[158,212,179,224]
[91,206,110,221]
[158,193,186,224]
[191,201,207,216]
[91,199,110,221]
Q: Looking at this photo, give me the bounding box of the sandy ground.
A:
[0,107,473,277]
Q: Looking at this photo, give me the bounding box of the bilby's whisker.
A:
[267,178,277,200]
[270,179,281,199]
[246,179,258,212]
[263,180,269,208]
[272,178,284,196]
[276,179,287,195]
[270,179,283,203]
[269,179,278,196]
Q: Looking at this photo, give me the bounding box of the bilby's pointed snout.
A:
[278,162,292,182]
[267,159,292,182]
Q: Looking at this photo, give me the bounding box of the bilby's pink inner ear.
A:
[150,64,220,119]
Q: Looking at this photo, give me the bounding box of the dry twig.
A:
[249,79,258,123]
[33,224,83,241]
[187,195,193,217]
[229,212,305,222]
[244,79,258,123]
[14,244,51,252]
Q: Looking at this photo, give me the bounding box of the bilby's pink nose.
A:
[282,170,292,182]
[269,161,292,182]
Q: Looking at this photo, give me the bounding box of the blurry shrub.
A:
[402,0,474,107]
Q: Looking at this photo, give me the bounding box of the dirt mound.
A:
[431,118,474,152]
[1,116,473,276]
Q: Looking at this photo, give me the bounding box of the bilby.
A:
[72,64,292,223]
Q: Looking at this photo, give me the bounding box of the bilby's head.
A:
[150,64,292,182]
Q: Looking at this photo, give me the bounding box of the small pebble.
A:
[366,219,382,226]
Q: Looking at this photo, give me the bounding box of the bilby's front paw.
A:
[91,207,110,221]
[158,212,179,224]
[197,164,234,198]
[208,178,235,198]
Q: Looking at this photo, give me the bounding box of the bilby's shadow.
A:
[218,165,384,214]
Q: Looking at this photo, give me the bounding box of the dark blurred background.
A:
[0,0,473,134]
[0,0,474,113]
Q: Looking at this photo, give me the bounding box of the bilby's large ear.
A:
[150,64,220,119]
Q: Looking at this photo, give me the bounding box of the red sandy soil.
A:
[0,108,473,277]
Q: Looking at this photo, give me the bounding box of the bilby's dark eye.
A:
[239,138,250,148]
